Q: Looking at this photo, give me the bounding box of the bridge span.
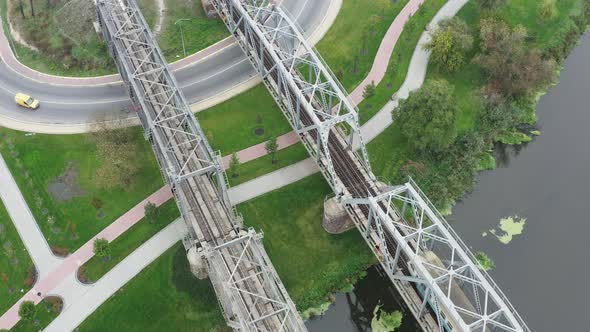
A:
[210,0,532,331]
[96,0,306,330]
[97,0,531,330]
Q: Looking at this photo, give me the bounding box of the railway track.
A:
[97,0,306,330]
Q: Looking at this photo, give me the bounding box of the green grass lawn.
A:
[0,200,34,314]
[78,200,179,283]
[228,143,310,187]
[77,244,229,332]
[157,0,229,62]
[0,127,163,253]
[317,0,410,91]
[198,85,292,154]
[357,0,448,124]
[237,174,375,310]
[10,297,62,332]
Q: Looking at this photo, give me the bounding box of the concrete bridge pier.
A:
[322,196,355,234]
[187,246,208,280]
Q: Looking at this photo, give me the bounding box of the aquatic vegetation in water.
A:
[489,216,526,244]
[371,304,402,332]
[475,251,496,271]
[300,301,332,320]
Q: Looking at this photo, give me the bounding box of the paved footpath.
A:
[0,0,469,329]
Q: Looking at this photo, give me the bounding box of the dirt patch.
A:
[48,163,86,202]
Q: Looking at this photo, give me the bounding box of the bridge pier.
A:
[186,246,208,280]
[322,196,354,234]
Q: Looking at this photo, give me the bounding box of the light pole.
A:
[175,18,190,57]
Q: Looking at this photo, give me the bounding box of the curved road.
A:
[0,0,332,131]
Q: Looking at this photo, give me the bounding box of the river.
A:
[306,31,590,332]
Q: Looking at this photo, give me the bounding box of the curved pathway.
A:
[0,0,469,329]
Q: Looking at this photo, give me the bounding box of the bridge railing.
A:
[408,177,531,332]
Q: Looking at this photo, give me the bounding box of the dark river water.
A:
[307,31,590,332]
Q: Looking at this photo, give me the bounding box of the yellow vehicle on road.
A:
[15,93,40,110]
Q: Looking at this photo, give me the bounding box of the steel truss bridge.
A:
[97,0,531,330]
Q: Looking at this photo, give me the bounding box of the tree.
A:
[29,0,34,16]
[475,18,556,97]
[476,0,505,11]
[363,81,376,99]
[424,18,473,72]
[394,79,458,155]
[265,137,279,164]
[90,117,140,189]
[371,305,402,331]
[18,301,36,321]
[144,201,158,224]
[18,0,25,18]
[477,93,519,139]
[93,238,111,259]
[229,152,241,177]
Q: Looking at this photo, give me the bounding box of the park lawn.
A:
[0,127,164,253]
[198,85,293,154]
[77,244,229,332]
[357,0,448,124]
[227,143,310,187]
[237,174,376,310]
[10,297,62,332]
[317,0,410,91]
[79,200,179,283]
[157,0,228,62]
[0,200,34,314]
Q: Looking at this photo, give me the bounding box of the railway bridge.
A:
[97,0,531,331]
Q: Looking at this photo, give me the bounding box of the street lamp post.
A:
[175,18,190,57]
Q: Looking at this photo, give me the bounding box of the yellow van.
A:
[15,93,40,110]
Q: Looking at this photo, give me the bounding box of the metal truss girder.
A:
[97,1,305,331]
[211,0,374,189]
[343,179,530,332]
[206,229,306,332]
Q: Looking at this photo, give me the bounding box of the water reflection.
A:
[306,266,421,332]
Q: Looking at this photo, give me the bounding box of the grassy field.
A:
[317,0,410,91]
[237,174,375,310]
[77,244,229,332]
[227,143,310,187]
[10,297,62,332]
[0,200,34,314]
[0,127,163,253]
[357,0,448,124]
[198,85,292,154]
[78,200,179,283]
[157,0,228,62]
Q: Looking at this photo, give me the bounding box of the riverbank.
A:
[449,31,590,332]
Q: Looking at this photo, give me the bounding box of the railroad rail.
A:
[96,0,306,330]
[211,0,531,331]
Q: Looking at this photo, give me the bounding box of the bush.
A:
[93,238,111,258]
[18,301,36,321]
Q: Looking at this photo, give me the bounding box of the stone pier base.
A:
[187,246,208,279]
[322,197,355,234]
[201,0,218,18]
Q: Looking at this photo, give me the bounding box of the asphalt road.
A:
[0,0,330,126]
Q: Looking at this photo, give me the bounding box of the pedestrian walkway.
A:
[0,153,60,277]
[0,185,172,329]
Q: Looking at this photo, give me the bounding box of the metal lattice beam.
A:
[97,0,306,330]
[211,0,531,331]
